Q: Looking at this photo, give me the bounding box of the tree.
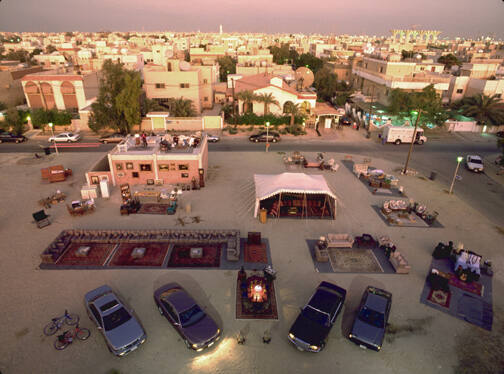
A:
[88,60,143,134]
[236,90,258,113]
[314,66,339,101]
[256,92,279,115]
[453,94,504,127]
[30,48,43,57]
[437,54,461,70]
[31,108,50,128]
[2,49,29,62]
[5,107,25,135]
[46,45,57,54]
[268,44,298,65]
[217,56,237,81]
[168,98,196,117]
[294,53,324,74]
[140,95,165,116]
[283,102,300,126]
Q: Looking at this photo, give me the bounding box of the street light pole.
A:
[265,121,270,152]
[402,109,422,175]
[449,157,463,194]
[48,122,59,155]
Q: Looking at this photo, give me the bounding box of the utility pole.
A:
[402,109,421,175]
[231,75,236,121]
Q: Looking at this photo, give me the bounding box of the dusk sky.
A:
[0,0,503,38]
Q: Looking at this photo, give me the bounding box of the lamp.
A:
[265,121,270,152]
[48,122,59,155]
[449,156,463,194]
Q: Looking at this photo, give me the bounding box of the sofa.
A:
[314,242,329,262]
[389,251,410,274]
[326,233,354,248]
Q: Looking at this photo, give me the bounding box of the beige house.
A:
[143,59,218,114]
[0,63,43,107]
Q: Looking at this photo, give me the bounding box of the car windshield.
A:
[102,307,132,331]
[469,158,482,164]
[358,307,384,328]
[179,304,205,327]
[302,306,329,326]
[67,133,74,137]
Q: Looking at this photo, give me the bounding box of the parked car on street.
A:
[466,155,484,173]
[495,131,504,138]
[288,281,346,352]
[249,131,280,143]
[348,286,392,351]
[99,132,126,144]
[48,132,81,143]
[339,116,352,126]
[84,285,146,357]
[154,283,221,352]
[207,134,220,143]
[0,132,27,143]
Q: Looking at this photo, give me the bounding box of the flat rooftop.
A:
[109,133,206,156]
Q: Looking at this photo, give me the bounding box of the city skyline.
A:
[0,0,503,39]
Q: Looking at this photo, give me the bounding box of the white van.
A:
[382,126,427,145]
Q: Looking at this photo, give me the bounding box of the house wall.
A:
[22,78,87,110]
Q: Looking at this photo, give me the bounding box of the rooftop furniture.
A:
[389,251,410,274]
[41,165,72,183]
[315,237,329,262]
[353,163,368,177]
[33,210,50,229]
[326,233,354,248]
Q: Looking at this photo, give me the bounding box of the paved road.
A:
[2,134,503,226]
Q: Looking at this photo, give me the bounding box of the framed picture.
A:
[181,173,189,178]
[147,179,154,185]
[159,164,170,171]
[91,176,99,185]
[115,163,123,170]
[126,162,134,170]
[178,164,189,170]
[132,172,139,178]
[140,164,152,172]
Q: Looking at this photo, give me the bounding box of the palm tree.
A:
[168,97,197,117]
[236,90,258,114]
[454,94,504,127]
[283,102,301,126]
[256,92,279,115]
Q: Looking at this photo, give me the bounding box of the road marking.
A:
[49,143,102,148]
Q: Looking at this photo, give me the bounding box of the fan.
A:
[294,67,314,90]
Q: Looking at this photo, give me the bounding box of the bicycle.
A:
[43,310,80,336]
[54,324,91,350]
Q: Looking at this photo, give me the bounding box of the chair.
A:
[33,210,51,228]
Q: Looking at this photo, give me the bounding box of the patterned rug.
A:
[108,242,170,267]
[427,289,451,309]
[449,274,483,297]
[244,243,268,264]
[56,243,115,266]
[329,249,384,273]
[235,278,278,320]
[137,204,171,215]
[167,244,221,268]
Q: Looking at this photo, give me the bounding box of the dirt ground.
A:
[0,149,502,374]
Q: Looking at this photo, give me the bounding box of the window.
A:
[456,89,464,94]
[167,62,172,71]
[181,173,189,178]
[179,83,189,88]
[170,163,176,171]
[495,93,502,98]
[203,79,208,84]
[115,163,123,171]
[91,176,99,185]
[159,164,170,171]
[126,162,134,170]
[379,67,384,73]
[178,164,189,170]
[140,164,152,171]
[204,97,208,102]
[420,67,425,71]
[365,63,368,69]
[132,172,139,178]
[155,83,165,89]
[89,304,102,327]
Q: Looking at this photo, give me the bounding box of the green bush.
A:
[228,126,238,135]
[30,108,72,128]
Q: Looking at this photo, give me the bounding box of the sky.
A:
[0,0,503,39]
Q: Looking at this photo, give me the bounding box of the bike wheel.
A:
[54,338,69,350]
[76,328,91,340]
[43,322,58,336]
[65,314,80,326]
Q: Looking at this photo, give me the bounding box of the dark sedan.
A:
[349,286,392,351]
[154,283,221,352]
[99,132,127,144]
[288,281,346,352]
[249,131,280,143]
[0,132,27,143]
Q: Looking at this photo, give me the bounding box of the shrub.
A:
[228,126,238,135]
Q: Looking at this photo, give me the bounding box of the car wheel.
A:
[394,139,401,145]
[158,306,163,315]
[0,140,3,144]
[67,139,71,143]
[103,140,108,144]
[254,139,259,143]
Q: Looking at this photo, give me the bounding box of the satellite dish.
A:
[179,60,191,71]
[295,67,314,89]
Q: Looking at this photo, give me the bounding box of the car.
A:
[495,131,504,138]
[466,155,484,173]
[206,134,220,143]
[249,131,280,143]
[48,132,81,143]
[288,281,346,352]
[154,283,221,352]
[0,132,27,143]
[84,285,146,357]
[99,132,127,144]
[348,286,392,351]
[339,116,352,126]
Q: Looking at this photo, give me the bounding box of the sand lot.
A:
[0,150,502,374]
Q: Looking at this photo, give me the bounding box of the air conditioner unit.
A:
[155,179,163,186]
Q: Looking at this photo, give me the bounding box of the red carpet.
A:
[449,274,483,297]
[108,242,170,267]
[56,243,115,266]
[167,245,221,268]
[427,289,451,309]
[137,204,171,215]
[236,278,278,319]
[244,243,268,263]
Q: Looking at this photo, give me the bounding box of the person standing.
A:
[141,132,147,148]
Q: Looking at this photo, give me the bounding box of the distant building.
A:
[0,62,43,107]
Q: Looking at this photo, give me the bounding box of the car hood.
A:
[467,162,483,169]
[289,314,329,346]
[105,317,144,350]
[351,318,384,347]
[183,315,218,344]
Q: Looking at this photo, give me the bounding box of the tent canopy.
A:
[254,173,337,217]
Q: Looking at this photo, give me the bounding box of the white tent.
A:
[254,173,337,218]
